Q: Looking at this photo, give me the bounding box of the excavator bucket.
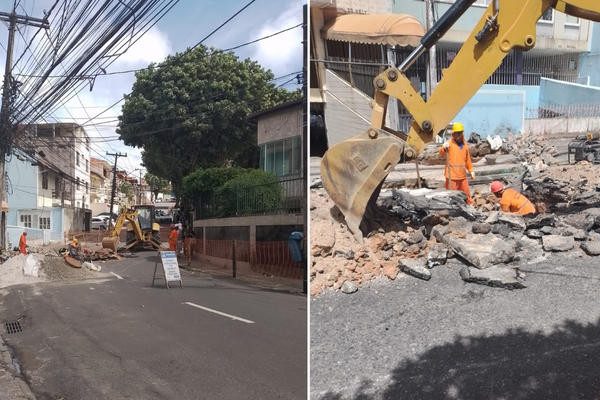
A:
[101,236,119,252]
[320,129,405,242]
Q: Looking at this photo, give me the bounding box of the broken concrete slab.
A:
[560,214,594,231]
[406,231,424,244]
[459,266,526,289]
[399,259,431,281]
[581,241,600,256]
[484,211,500,224]
[526,229,543,239]
[542,235,575,252]
[498,214,526,231]
[524,214,556,230]
[427,243,448,268]
[432,219,516,269]
[472,223,492,234]
[491,223,512,237]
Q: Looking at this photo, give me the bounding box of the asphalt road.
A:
[0,252,307,400]
[311,253,600,400]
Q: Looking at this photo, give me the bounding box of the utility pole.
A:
[425,0,437,98]
[107,152,126,223]
[0,9,49,250]
[302,3,308,295]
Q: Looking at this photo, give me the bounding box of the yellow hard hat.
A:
[73,238,78,242]
[452,122,464,133]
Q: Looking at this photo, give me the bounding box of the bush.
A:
[215,170,283,217]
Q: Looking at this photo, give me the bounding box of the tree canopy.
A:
[144,172,170,202]
[117,45,301,196]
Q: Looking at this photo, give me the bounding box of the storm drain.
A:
[4,321,22,334]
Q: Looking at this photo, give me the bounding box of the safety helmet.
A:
[490,181,504,193]
[73,238,78,242]
[452,122,464,133]
[170,224,175,228]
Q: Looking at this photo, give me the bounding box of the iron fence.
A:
[195,177,304,220]
[524,102,600,119]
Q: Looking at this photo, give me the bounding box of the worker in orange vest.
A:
[490,181,536,215]
[19,231,27,255]
[439,122,476,204]
[168,224,178,252]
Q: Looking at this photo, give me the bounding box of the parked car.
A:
[155,210,172,224]
[91,216,109,230]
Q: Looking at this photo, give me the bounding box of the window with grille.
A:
[86,159,89,172]
[259,136,302,177]
[39,217,50,230]
[42,172,48,189]
[20,214,32,228]
[77,178,80,190]
[86,182,89,194]
[76,152,80,166]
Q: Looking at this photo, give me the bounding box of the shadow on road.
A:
[318,318,600,400]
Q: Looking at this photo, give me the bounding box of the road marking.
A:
[110,272,123,280]
[183,302,255,324]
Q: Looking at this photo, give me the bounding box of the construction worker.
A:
[184,228,195,266]
[19,231,27,255]
[168,224,178,252]
[490,181,536,215]
[68,238,80,258]
[439,122,476,204]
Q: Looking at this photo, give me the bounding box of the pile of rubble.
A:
[310,181,600,296]
[505,131,559,165]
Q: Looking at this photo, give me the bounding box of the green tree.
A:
[144,172,170,202]
[216,169,283,218]
[117,45,301,198]
[119,181,135,202]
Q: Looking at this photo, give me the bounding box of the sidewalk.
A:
[0,336,35,400]
[180,257,306,295]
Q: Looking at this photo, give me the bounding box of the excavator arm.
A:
[321,0,600,242]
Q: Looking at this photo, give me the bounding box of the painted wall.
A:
[6,155,38,226]
[579,23,600,86]
[539,77,600,104]
[452,84,539,137]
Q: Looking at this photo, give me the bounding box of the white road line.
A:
[183,302,255,324]
[110,272,124,280]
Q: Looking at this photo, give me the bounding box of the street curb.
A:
[181,266,306,295]
[0,334,36,400]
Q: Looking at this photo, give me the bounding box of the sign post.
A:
[152,251,183,289]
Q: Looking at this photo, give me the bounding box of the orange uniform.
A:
[500,188,535,215]
[168,228,178,251]
[439,139,474,204]
[19,234,27,255]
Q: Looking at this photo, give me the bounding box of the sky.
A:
[0,0,305,179]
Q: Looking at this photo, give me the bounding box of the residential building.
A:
[89,157,112,216]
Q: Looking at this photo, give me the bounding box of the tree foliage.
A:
[180,166,247,201]
[119,181,134,202]
[144,172,170,201]
[117,45,301,197]
[216,169,282,218]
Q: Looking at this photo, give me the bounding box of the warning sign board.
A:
[152,251,183,289]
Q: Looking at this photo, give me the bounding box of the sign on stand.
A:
[152,251,183,289]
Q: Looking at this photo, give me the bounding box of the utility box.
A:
[287,231,304,263]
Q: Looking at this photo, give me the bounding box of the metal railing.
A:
[525,102,600,119]
[195,177,304,220]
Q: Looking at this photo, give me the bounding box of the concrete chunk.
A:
[472,222,492,234]
[498,214,526,231]
[399,259,431,281]
[427,244,448,268]
[542,235,575,252]
[459,266,526,289]
[581,241,600,256]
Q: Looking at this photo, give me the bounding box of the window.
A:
[20,214,32,228]
[565,15,580,26]
[77,177,80,190]
[540,8,553,23]
[76,151,80,166]
[86,182,89,194]
[259,136,302,177]
[39,217,50,230]
[85,159,89,172]
[42,171,48,189]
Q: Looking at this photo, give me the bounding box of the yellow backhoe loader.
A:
[101,205,164,252]
[321,0,600,242]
